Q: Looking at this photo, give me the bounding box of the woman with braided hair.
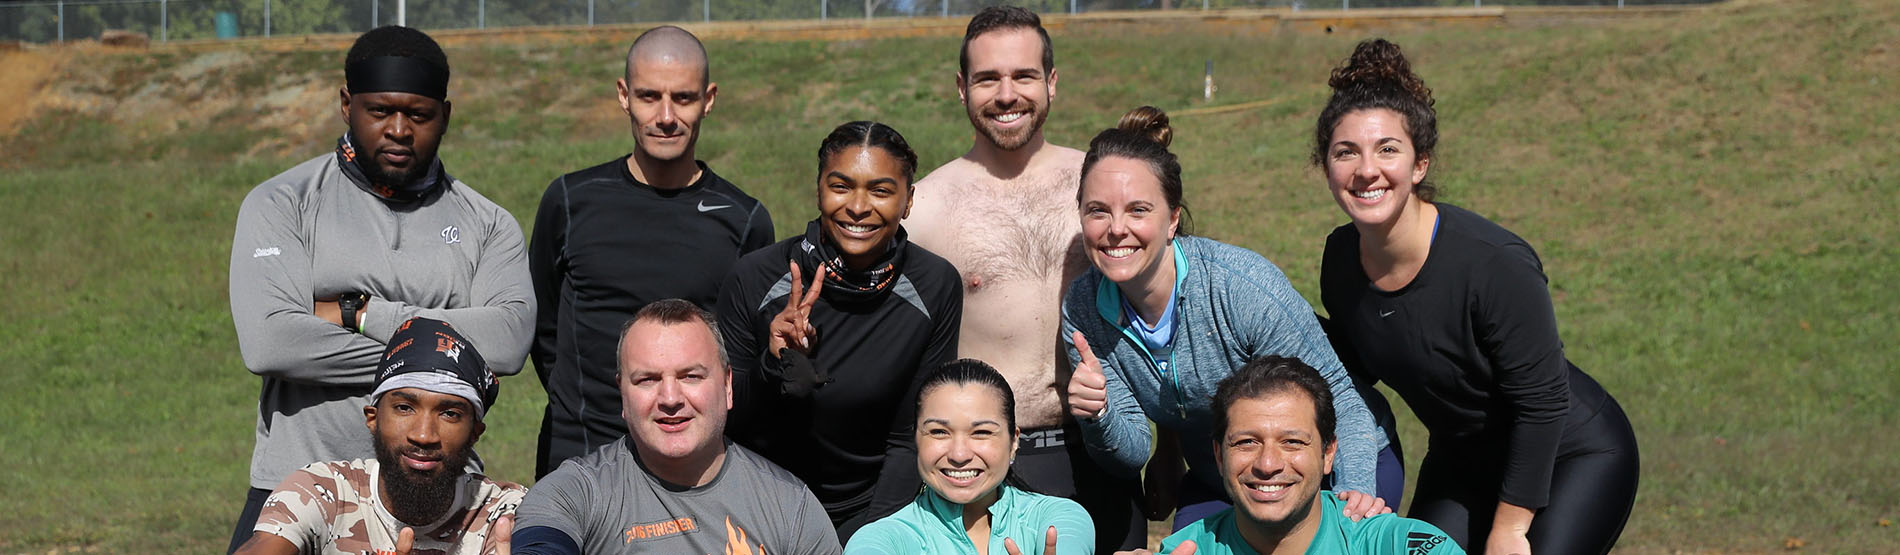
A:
[1313,38,1639,553]
[716,121,963,543]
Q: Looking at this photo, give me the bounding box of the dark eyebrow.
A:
[832,170,904,187]
[437,397,474,413]
[921,418,951,427]
[971,419,1002,428]
[389,391,420,402]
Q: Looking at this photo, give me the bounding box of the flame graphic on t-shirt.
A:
[724,516,766,555]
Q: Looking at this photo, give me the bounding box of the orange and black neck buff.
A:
[796,219,906,304]
[335,134,443,202]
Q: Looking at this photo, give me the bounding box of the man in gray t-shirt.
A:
[512,299,839,554]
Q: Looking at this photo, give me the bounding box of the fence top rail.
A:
[0,0,211,8]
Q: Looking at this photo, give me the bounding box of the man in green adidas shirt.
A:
[1121,357,1463,555]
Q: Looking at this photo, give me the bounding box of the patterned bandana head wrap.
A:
[796,219,907,304]
[336,134,445,202]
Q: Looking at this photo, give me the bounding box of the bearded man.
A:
[226,25,533,552]
[235,318,524,555]
[903,6,1144,552]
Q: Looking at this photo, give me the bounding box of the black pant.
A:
[226,486,274,554]
[1010,423,1147,552]
[536,404,627,479]
[1410,398,1640,554]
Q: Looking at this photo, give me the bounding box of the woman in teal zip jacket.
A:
[1061,107,1396,530]
[847,360,1094,555]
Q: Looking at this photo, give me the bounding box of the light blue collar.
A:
[921,484,1019,537]
[1094,238,1190,340]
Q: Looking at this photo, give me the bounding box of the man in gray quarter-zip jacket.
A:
[224,25,533,554]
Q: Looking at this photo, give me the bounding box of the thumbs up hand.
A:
[1067,331,1109,421]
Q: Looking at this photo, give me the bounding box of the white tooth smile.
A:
[1102,247,1135,258]
[1251,484,1287,493]
[1353,189,1387,200]
[841,223,875,233]
[993,112,1025,123]
[944,469,979,479]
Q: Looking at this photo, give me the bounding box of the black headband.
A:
[345,56,449,100]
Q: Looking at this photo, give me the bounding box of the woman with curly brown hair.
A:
[1313,39,1639,554]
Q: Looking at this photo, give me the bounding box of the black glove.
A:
[776,347,831,398]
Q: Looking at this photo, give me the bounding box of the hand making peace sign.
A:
[769,261,826,356]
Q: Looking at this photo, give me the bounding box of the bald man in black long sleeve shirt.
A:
[529,26,773,477]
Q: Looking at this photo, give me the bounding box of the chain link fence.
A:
[0,0,1718,43]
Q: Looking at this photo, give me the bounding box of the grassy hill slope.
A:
[1,0,1894,550]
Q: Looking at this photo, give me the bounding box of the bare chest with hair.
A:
[940,167,1087,291]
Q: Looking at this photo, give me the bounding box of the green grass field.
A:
[2,0,1896,551]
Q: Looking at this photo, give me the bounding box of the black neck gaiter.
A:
[795,219,907,305]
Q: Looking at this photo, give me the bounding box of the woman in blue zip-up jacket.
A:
[1060,107,1396,531]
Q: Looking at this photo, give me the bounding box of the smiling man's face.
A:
[618,57,714,164]
[958,28,1054,152]
[1218,390,1336,535]
[366,388,481,524]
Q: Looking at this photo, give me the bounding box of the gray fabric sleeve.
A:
[229,181,385,386]
[1231,258,1382,497]
[514,465,594,545]
[1061,298,1150,481]
[788,481,845,555]
[360,202,535,377]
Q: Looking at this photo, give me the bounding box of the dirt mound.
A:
[0,49,61,136]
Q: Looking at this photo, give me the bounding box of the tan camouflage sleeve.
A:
[252,463,347,552]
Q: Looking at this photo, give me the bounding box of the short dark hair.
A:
[959,6,1054,77]
[1312,38,1438,201]
[918,359,1018,434]
[1079,105,1194,236]
[616,299,727,371]
[1211,356,1336,449]
[346,26,449,76]
[625,25,711,86]
[818,121,920,184]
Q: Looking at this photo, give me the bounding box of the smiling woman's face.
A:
[817,146,913,270]
[1080,155,1179,287]
[915,383,1017,506]
[1324,108,1430,229]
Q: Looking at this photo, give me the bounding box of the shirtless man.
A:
[905,6,1143,551]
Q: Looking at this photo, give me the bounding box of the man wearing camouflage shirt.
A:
[235,318,523,555]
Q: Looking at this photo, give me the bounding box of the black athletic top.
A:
[1320,203,1613,511]
[715,222,961,541]
[529,157,773,474]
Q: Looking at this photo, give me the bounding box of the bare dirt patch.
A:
[0,49,63,136]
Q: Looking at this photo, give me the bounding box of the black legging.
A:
[1409,397,1639,554]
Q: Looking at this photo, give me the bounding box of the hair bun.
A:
[1116,105,1173,148]
[1328,38,1434,108]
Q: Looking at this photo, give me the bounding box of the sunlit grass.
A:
[2,0,1895,550]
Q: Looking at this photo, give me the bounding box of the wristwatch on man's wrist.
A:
[337,292,368,333]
